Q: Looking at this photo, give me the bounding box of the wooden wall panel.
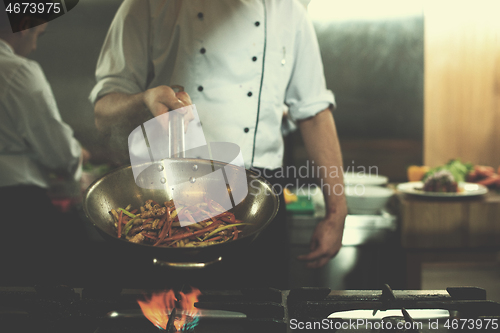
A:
[424,1,500,167]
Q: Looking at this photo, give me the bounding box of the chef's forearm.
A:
[94,92,149,136]
[94,86,190,137]
[298,108,346,218]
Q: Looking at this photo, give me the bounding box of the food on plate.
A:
[467,165,494,181]
[418,159,500,191]
[421,170,458,192]
[406,159,500,193]
[416,159,472,193]
[466,165,500,188]
[407,165,430,182]
[424,159,473,183]
[109,199,249,247]
[476,175,500,187]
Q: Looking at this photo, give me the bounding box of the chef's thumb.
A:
[175,91,193,106]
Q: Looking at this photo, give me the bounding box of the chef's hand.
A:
[143,85,195,130]
[297,201,347,268]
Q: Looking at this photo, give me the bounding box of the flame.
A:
[137,288,201,331]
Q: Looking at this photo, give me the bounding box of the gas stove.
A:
[0,285,499,332]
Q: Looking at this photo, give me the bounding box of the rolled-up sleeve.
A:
[285,13,335,121]
[89,0,151,105]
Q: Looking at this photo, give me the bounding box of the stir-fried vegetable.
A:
[109,199,247,247]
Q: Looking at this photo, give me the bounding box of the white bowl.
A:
[344,185,394,215]
[343,172,388,186]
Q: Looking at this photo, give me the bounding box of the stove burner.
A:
[174,314,197,332]
[0,285,499,332]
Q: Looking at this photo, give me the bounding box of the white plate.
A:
[397,181,488,197]
[343,172,388,186]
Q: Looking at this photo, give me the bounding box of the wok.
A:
[82,158,279,269]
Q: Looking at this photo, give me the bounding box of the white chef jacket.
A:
[90,0,334,170]
[0,39,82,189]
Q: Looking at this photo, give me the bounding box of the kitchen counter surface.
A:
[396,189,500,249]
[395,188,500,289]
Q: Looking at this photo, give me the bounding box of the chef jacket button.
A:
[247,92,253,97]
[198,86,204,92]
[200,47,206,54]
[197,12,203,19]
[252,56,257,61]
[255,21,260,27]
[244,127,250,133]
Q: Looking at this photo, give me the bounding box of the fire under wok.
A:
[82,158,279,269]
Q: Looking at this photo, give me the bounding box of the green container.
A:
[286,195,315,215]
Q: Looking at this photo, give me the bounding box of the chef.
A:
[90,0,346,288]
[0,11,88,283]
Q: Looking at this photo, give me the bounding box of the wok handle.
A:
[169,85,185,158]
[152,257,223,269]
